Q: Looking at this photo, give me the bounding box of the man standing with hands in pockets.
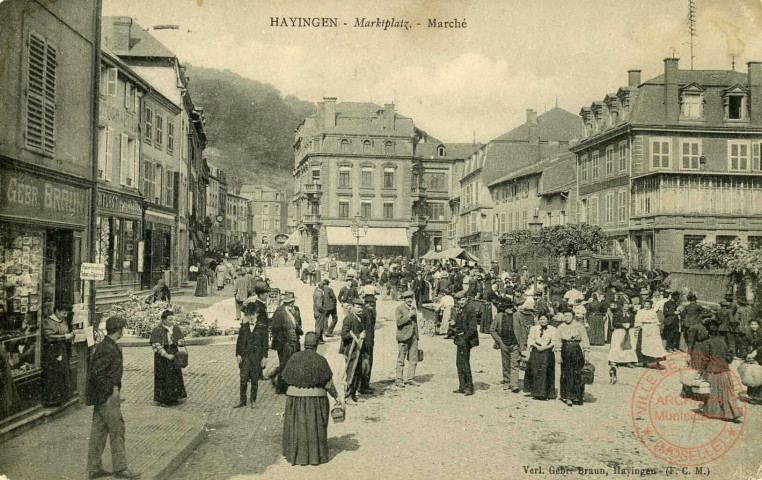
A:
[395,291,419,388]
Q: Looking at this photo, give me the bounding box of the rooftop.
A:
[494,107,585,143]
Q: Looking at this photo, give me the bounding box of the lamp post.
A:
[352,215,369,265]
[528,220,543,297]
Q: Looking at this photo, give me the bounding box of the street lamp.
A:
[528,220,543,298]
[352,215,369,265]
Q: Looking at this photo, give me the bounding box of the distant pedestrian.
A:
[271,292,303,394]
[149,310,186,407]
[321,280,339,337]
[86,315,141,479]
[233,268,249,320]
[215,262,227,291]
[452,291,478,396]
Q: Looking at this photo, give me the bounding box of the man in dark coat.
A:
[340,298,366,401]
[395,291,420,388]
[86,316,140,479]
[680,293,706,350]
[312,283,326,343]
[294,255,303,279]
[270,292,303,394]
[235,282,270,408]
[412,271,428,308]
[662,291,680,352]
[359,296,377,394]
[453,291,479,396]
[321,280,339,337]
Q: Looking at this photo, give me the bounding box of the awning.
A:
[284,230,300,246]
[440,247,480,262]
[326,226,409,247]
[421,250,444,260]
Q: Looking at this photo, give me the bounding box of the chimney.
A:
[664,58,680,123]
[107,16,133,52]
[323,97,336,127]
[527,108,540,161]
[628,69,642,88]
[748,62,762,124]
[384,103,395,130]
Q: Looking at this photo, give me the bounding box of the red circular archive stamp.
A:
[630,351,747,467]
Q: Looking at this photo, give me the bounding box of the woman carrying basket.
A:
[149,310,187,406]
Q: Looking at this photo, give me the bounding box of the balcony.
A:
[411,185,427,200]
[411,215,428,230]
[304,182,323,200]
[303,213,322,226]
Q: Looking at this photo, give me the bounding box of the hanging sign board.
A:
[80,262,105,281]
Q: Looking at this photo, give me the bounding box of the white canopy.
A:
[325,226,409,247]
[283,230,300,247]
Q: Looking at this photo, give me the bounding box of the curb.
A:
[118,334,239,347]
[0,397,80,444]
[142,420,208,480]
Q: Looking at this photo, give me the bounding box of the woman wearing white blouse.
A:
[523,313,557,400]
[634,298,667,369]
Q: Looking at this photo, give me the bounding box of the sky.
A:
[102,0,762,143]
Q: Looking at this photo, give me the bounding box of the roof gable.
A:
[494,107,585,143]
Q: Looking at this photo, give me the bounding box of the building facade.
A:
[226,192,249,247]
[571,59,762,295]
[293,98,423,259]
[0,0,100,421]
[206,162,228,251]
[239,184,289,247]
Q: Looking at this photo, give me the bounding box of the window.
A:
[651,138,671,169]
[106,68,117,97]
[361,167,373,188]
[339,201,350,218]
[681,94,702,119]
[681,139,701,170]
[311,167,321,181]
[618,190,627,222]
[363,140,372,153]
[385,141,394,155]
[124,82,132,109]
[26,32,57,156]
[521,181,528,198]
[153,164,163,203]
[274,218,281,231]
[383,167,395,188]
[144,107,153,143]
[618,143,627,172]
[425,172,446,191]
[275,204,281,215]
[470,212,477,233]
[591,152,600,179]
[589,196,599,225]
[340,139,350,152]
[263,218,269,231]
[437,145,446,157]
[119,134,130,186]
[683,235,706,269]
[729,141,750,171]
[383,201,394,219]
[509,212,515,231]
[605,147,614,175]
[521,210,528,230]
[749,236,762,251]
[263,204,270,215]
[605,193,614,224]
[143,160,155,201]
[165,169,175,207]
[727,95,746,120]
[155,114,164,147]
[339,167,351,187]
[429,202,445,221]
[579,155,588,182]
[499,213,506,233]
[361,201,372,219]
[167,121,174,155]
[98,127,113,180]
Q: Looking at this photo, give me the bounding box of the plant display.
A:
[103,296,221,339]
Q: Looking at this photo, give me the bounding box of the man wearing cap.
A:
[86,316,140,479]
[337,278,355,315]
[236,282,270,408]
[271,292,303,394]
[340,298,366,402]
[453,291,478,395]
[395,291,419,388]
[321,280,339,338]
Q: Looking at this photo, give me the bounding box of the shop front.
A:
[325,226,410,260]
[143,210,175,289]
[94,189,143,289]
[0,169,90,422]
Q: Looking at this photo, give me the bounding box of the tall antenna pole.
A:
[688,0,697,70]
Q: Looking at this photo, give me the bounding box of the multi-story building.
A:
[206,162,228,250]
[94,50,149,296]
[292,98,423,259]
[571,59,762,297]
[447,156,466,251]
[458,145,495,263]
[226,192,249,247]
[415,136,480,254]
[484,108,584,267]
[0,0,100,420]
[240,184,289,247]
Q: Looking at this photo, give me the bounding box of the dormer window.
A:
[437,145,446,157]
[679,84,705,120]
[723,86,748,121]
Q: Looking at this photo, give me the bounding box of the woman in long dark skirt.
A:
[195,263,209,297]
[586,293,607,346]
[554,310,590,406]
[523,313,556,399]
[282,332,342,466]
[41,305,74,407]
[696,318,743,423]
[149,310,187,406]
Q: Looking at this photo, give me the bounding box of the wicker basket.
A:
[692,381,711,395]
[331,404,345,423]
[679,369,703,387]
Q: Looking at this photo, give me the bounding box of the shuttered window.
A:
[26,32,57,156]
[120,133,129,185]
[133,140,140,188]
[106,68,117,97]
[104,127,113,181]
[144,107,153,143]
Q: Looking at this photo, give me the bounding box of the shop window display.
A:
[0,231,43,379]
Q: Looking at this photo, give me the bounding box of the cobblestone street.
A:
[111,267,762,479]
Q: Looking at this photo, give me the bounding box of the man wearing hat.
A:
[87,316,141,479]
[321,279,339,338]
[395,291,419,388]
[312,281,327,344]
[236,282,270,408]
[271,292,303,394]
[662,291,680,352]
[340,298,366,402]
[453,291,478,395]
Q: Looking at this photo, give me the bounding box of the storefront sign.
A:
[99,100,139,132]
[0,170,89,227]
[80,262,105,281]
[97,191,142,217]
